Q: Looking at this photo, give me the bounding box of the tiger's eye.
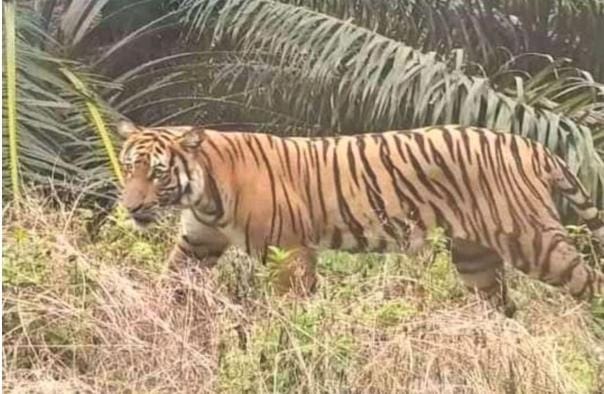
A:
[150,166,167,180]
[123,163,133,174]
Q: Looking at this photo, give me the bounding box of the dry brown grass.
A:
[3,195,604,393]
[3,198,221,393]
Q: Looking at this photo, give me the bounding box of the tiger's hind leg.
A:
[452,239,517,317]
[510,228,604,300]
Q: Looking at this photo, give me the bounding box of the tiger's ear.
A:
[116,120,139,138]
[179,128,205,152]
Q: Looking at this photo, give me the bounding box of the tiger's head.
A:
[117,121,206,228]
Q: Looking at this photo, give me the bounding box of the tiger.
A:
[117,120,604,316]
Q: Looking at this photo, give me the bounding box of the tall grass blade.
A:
[4,1,21,203]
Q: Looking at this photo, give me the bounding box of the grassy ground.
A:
[3,195,604,393]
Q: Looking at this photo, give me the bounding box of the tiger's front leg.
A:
[167,235,228,271]
[167,210,230,273]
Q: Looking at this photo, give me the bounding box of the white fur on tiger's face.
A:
[118,122,604,313]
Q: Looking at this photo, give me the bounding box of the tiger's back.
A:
[205,127,575,252]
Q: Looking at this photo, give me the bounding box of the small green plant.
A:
[374,300,417,327]
[422,253,465,302]
[264,245,299,291]
[3,227,50,287]
[427,226,449,252]
[265,245,297,278]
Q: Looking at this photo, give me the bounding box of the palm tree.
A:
[3,2,111,204]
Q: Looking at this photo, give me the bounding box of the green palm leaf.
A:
[2,4,122,199]
[183,0,604,208]
[275,0,604,81]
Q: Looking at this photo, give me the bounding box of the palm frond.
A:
[3,1,202,201]
[2,5,121,200]
[60,0,111,47]
[60,67,124,185]
[276,0,604,81]
[182,0,604,207]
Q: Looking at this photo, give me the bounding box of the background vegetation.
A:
[3,0,604,392]
[3,0,604,207]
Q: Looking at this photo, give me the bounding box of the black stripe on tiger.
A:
[332,147,367,250]
[253,136,278,245]
[357,136,399,242]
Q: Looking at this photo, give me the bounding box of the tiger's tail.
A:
[550,155,604,242]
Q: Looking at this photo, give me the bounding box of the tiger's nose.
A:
[120,181,149,213]
[120,194,144,213]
